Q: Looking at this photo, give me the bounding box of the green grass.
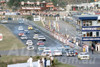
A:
[54,59,75,67]
[45,16,56,20]
[55,64,75,67]
[33,21,44,27]
[0,25,25,50]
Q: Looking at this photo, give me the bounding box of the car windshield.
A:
[68,49,74,52]
[38,41,43,43]
[54,51,61,52]
[29,25,32,27]
[39,36,44,38]
[39,45,45,47]
[80,52,88,55]
[44,48,50,50]
[28,40,32,42]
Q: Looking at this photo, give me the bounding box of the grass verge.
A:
[0,55,75,67]
[0,25,25,50]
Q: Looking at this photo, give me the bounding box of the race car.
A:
[78,52,90,60]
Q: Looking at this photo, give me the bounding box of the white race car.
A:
[33,34,38,39]
[18,26,24,31]
[78,52,90,60]
[41,48,51,56]
[26,40,33,46]
[1,20,8,23]
[20,35,28,40]
[27,45,34,50]
[38,36,46,41]
[53,50,62,56]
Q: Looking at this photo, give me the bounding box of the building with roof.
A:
[20,1,56,12]
[74,15,100,46]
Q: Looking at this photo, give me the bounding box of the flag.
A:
[48,20,51,29]
[57,22,60,32]
[41,17,45,27]
[53,21,56,29]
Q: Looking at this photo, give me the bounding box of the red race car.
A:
[37,41,44,46]
[18,32,24,36]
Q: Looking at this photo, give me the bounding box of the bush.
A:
[0,62,7,67]
[27,16,33,20]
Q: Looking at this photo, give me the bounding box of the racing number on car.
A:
[0,34,3,41]
[0,36,2,39]
[0,36,2,40]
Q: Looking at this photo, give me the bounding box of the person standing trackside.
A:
[40,59,43,67]
[91,46,94,54]
[44,58,47,67]
[50,56,54,67]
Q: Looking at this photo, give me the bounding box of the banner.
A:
[34,16,40,21]
[48,20,51,29]
[5,12,17,15]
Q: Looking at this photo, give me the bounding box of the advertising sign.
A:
[34,16,40,21]
[5,12,17,15]
[0,33,3,41]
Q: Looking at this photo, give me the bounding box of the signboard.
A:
[5,12,17,15]
[34,16,40,21]
[22,7,40,10]
[21,12,31,15]
[83,45,89,52]
[0,33,3,41]
[82,37,100,41]
[82,27,100,31]
[21,1,24,5]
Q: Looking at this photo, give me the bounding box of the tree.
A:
[51,0,58,6]
[7,0,25,8]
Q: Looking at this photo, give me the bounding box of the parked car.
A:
[28,25,33,30]
[27,45,34,50]
[26,40,33,45]
[33,34,38,39]
[41,48,52,56]
[66,49,77,57]
[78,52,90,60]
[18,32,24,36]
[53,50,62,56]
[1,20,8,24]
[38,36,46,41]
[20,35,28,40]
[18,26,24,31]
[38,45,46,51]
[37,41,44,46]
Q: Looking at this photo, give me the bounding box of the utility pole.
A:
[87,0,89,13]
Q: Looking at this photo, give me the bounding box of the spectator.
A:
[40,59,43,67]
[44,58,47,67]
[50,55,54,66]
[91,46,94,54]
[42,57,44,67]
